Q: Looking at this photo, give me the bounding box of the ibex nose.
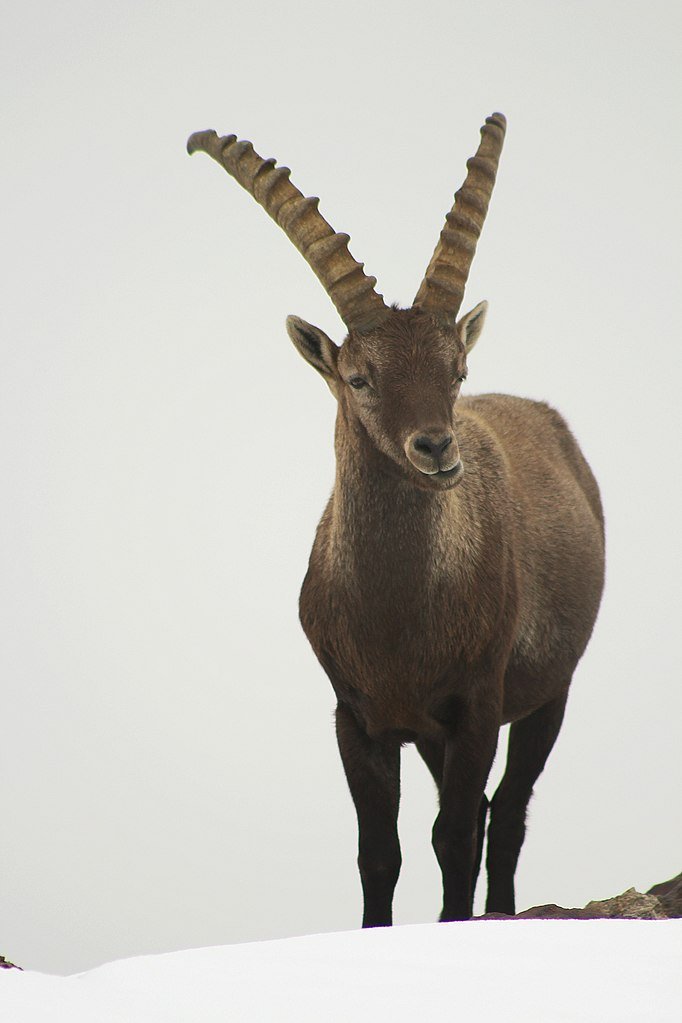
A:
[413,434,453,459]
[405,430,459,475]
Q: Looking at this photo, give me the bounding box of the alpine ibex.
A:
[187,113,605,923]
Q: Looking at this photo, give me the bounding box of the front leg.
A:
[432,693,500,921]
[335,702,401,927]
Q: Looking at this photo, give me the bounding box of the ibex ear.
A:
[286,316,340,396]
[456,300,488,354]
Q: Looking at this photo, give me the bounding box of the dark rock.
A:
[0,955,22,970]
[478,874,682,920]
[517,888,666,920]
[647,872,682,918]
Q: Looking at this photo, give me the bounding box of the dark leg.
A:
[432,703,500,921]
[416,737,444,789]
[418,739,487,902]
[486,691,568,915]
[336,703,402,928]
[472,794,489,901]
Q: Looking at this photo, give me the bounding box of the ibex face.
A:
[286,302,487,490]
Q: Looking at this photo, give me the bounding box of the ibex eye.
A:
[349,376,368,390]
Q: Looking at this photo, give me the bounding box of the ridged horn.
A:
[413,113,506,325]
[187,130,389,333]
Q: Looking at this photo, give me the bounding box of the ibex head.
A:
[188,114,505,490]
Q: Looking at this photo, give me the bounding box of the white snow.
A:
[2,920,680,1022]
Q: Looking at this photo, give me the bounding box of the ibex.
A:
[187,113,605,923]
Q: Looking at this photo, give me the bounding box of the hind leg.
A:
[417,739,490,906]
[485,692,568,915]
[472,794,489,900]
[416,738,444,788]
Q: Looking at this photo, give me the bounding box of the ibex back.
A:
[188,114,605,923]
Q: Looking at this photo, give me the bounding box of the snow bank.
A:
[2,920,680,1022]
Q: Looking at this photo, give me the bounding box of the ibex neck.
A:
[329,416,461,587]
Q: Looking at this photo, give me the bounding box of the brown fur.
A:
[293,306,604,923]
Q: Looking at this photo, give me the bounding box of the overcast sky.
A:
[2,0,681,974]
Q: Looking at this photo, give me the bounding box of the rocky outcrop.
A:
[515,888,666,920]
[480,871,682,920]
[0,954,22,970]
[646,872,682,917]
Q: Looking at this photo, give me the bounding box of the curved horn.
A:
[413,113,506,325]
[187,131,389,333]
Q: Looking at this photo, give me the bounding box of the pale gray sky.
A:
[2,0,681,974]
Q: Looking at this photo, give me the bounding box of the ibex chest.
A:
[299,556,501,738]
